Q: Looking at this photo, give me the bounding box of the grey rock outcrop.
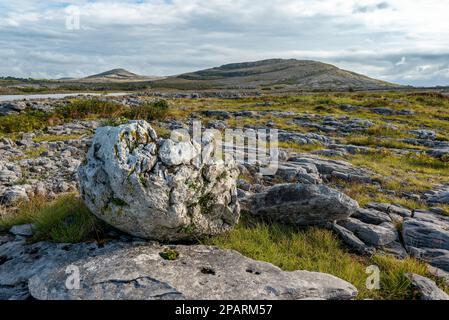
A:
[403,210,449,250]
[78,120,240,241]
[28,243,357,300]
[0,121,96,206]
[0,238,358,300]
[287,155,372,183]
[338,218,398,247]
[0,185,28,205]
[0,102,27,116]
[405,273,449,300]
[425,185,449,205]
[274,161,322,184]
[335,205,408,259]
[402,210,449,272]
[332,223,373,255]
[244,183,359,226]
[428,148,449,160]
[410,130,436,140]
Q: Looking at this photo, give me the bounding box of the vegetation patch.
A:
[0,98,171,137]
[9,146,47,161]
[125,100,170,121]
[159,248,180,261]
[0,194,104,243]
[276,141,325,152]
[206,215,449,299]
[33,134,84,143]
[345,135,424,150]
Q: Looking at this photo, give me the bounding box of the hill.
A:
[152,59,399,91]
[76,68,161,83]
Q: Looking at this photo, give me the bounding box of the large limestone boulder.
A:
[244,183,359,226]
[77,120,240,241]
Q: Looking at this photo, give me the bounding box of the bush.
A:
[56,99,124,120]
[0,111,50,134]
[0,99,171,136]
[125,100,170,121]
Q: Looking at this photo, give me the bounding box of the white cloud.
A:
[0,0,448,86]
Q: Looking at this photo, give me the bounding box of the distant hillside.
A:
[152,59,399,91]
[75,68,162,83]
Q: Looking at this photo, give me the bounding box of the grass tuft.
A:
[0,194,103,243]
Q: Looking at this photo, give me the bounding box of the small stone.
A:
[9,224,35,237]
[0,186,28,205]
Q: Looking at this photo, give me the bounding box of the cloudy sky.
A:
[1,0,449,86]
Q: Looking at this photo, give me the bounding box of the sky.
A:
[1,0,449,86]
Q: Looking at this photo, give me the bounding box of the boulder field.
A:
[2,104,449,300]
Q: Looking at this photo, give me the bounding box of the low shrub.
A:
[56,99,124,120]
[0,111,50,134]
[0,99,171,136]
[125,100,170,121]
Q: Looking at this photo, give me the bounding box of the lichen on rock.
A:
[78,120,240,241]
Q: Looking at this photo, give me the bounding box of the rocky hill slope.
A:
[153,59,399,91]
[76,68,161,83]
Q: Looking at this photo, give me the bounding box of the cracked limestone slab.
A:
[25,242,357,300]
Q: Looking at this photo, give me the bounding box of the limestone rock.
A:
[0,237,357,300]
[352,208,392,225]
[246,183,359,226]
[403,212,449,252]
[9,224,34,237]
[77,120,240,241]
[0,186,28,205]
[338,218,398,247]
[402,210,449,272]
[332,223,373,255]
[287,155,372,183]
[24,242,358,300]
[365,202,412,218]
[406,273,449,300]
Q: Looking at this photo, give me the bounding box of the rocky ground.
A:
[1,92,449,300]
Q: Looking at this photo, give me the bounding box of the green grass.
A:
[0,194,104,243]
[322,148,449,200]
[159,248,180,261]
[365,124,410,138]
[125,100,170,121]
[0,111,50,134]
[276,141,325,152]
[0,98,171,137]
[152,125,172,139]
[338,181,422,209]
[9,146,47,161]
[33,134,84,143]
[205,216,449,300]
[345,135,425,150]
